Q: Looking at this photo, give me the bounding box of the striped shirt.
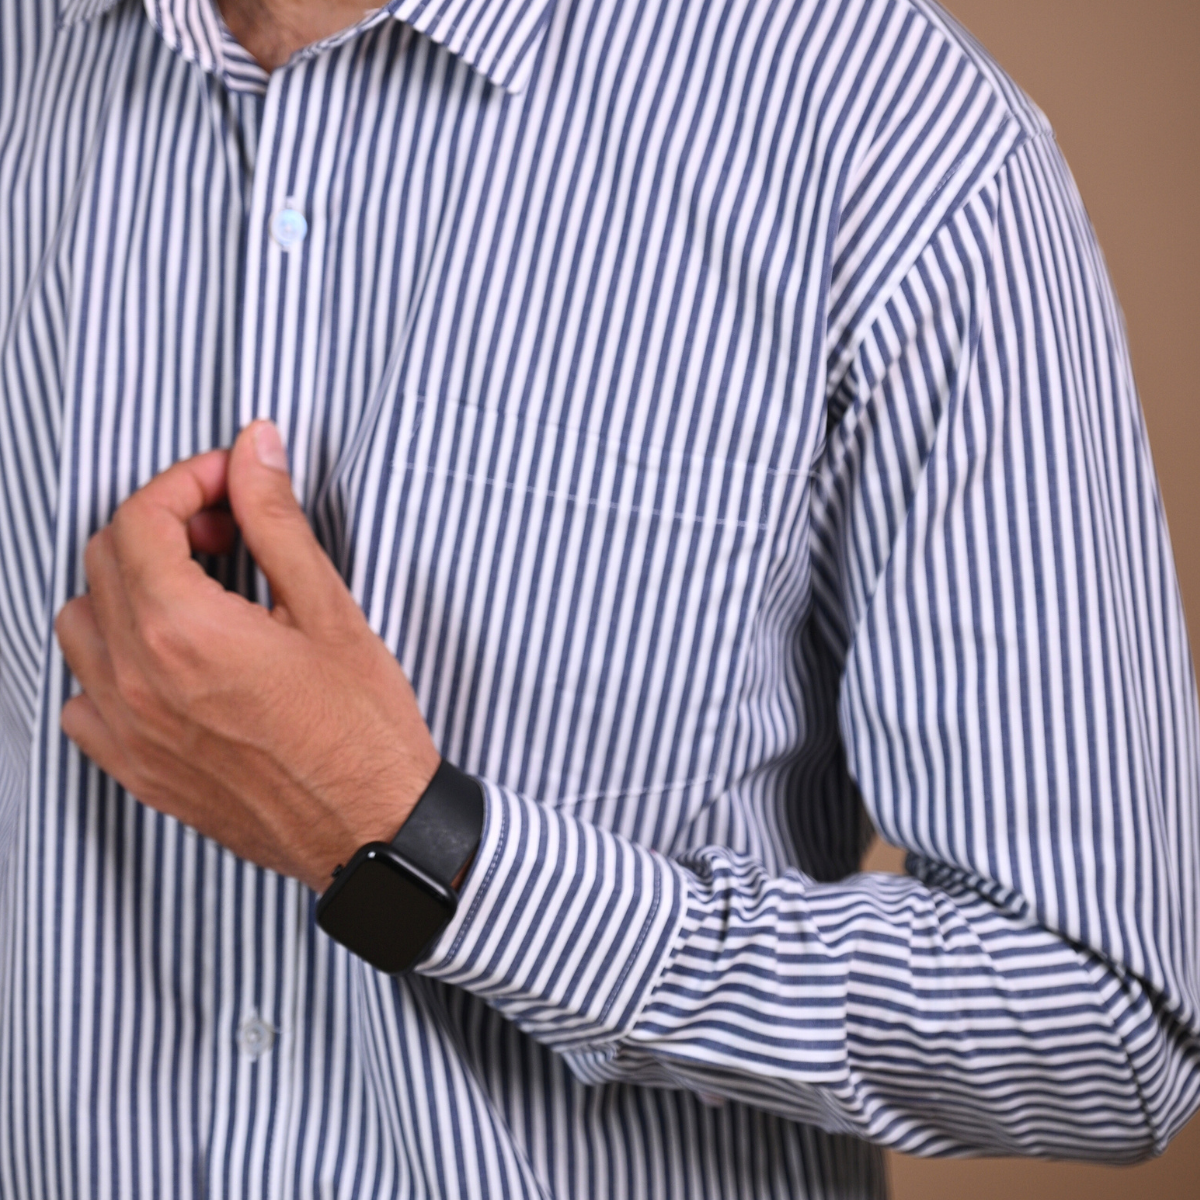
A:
[1,0,1198,1196]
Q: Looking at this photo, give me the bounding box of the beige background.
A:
[861,2,1200,1197]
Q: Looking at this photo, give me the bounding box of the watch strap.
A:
[391,759,484,889]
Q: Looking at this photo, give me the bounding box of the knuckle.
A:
[54,598,89,658]
[109,500,133,540]
[83,528,109,578]
[111,657,155,716]
[59,694,85,738]
[53,600,74,637]
[137,611,174,662]
[137,613,208,708]
[109,496,147,556]
[137,612,191,679]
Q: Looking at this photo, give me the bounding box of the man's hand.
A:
[54,421,441,893]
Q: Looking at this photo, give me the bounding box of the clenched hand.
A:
[54,420,441,893]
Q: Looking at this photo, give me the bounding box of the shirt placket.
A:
[218,65,326,1200]
[146,6,399,1189]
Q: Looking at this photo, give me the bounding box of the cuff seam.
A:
[599,852,688,1038]
[441,781,509,966]
[596,853,664,1030]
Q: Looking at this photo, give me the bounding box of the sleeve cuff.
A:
[416,779,688,1050]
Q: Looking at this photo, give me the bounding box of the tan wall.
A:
[863,1,1200,1196]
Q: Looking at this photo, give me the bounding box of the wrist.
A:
[311,740,441,890]
[315,758,485,973]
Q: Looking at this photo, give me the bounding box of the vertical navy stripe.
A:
[0,0,1197,1197]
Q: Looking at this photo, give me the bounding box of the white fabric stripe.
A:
[1,0,1197,1197]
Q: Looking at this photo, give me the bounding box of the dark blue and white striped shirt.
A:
[2,0,1198,1196]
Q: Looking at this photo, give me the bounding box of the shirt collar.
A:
[56,0,555,94]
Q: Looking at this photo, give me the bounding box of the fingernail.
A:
[255,421,289,472]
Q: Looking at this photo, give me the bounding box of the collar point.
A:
[497,55,538,97]
[389,0,553,96]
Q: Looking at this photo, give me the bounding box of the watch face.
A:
[316,846,456,974]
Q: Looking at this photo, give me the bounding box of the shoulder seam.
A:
[825,121,1031,406]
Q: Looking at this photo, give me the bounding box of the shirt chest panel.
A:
[33,8,833,830]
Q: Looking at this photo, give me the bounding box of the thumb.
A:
[227,420,348,629]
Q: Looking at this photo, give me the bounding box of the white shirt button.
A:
[236,1014,276,1059]
[271,202,308,250]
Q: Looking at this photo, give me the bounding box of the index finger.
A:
[109,448,231,592]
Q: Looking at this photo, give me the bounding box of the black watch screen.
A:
[316,845,456,974]
[315,759,484,974]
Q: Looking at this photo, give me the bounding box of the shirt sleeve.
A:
[415,131,1200,1160]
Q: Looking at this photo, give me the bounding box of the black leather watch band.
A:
[315,759,485,975]
[391,758,484,890]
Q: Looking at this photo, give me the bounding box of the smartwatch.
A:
[315,759,484,974]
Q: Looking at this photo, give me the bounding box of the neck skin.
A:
[216,0,374,71]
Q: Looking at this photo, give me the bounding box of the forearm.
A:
[635,850,1183,1159]
[417,781,1198,1159]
